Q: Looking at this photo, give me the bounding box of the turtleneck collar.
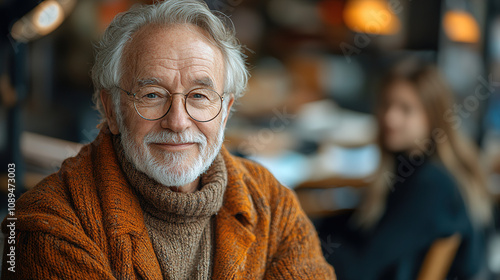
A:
[111,133,227,223]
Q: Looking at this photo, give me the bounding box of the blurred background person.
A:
[318,59,494,280]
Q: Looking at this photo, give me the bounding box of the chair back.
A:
[416,234,462,280]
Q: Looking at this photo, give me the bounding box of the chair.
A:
[417,233,462,280]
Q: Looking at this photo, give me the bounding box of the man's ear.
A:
[222,96,235,128]
[100,90,120,134]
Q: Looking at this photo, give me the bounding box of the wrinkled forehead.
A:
[120,23,225,90]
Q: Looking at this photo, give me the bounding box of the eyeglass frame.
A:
[116,85,226,123]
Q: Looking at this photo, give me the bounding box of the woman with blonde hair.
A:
[319,60,493,279]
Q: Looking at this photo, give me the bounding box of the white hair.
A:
[91,0,248,124]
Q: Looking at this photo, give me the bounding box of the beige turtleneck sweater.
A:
[113,134,227,280]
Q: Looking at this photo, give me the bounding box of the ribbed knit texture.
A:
[1,125,335,279]
[112,134,227,280]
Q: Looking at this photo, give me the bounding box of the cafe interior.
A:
[1,0,500,278]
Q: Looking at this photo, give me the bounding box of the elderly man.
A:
[1,1,335,279]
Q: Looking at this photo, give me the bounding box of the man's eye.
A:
[192,93,206,99]
[188,91,209,100]
[145,93,159,99]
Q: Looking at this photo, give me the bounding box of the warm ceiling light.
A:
[443,11,480,43]
[343,0,401,35]
[10,0,71,42]
[33,1,63,35]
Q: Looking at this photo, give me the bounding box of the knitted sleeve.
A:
[1,229,116,280]
[0,174,118,279]
[263,186,336,280]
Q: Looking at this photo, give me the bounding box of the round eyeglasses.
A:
[117,85,224,122]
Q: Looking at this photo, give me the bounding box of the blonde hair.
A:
[355,61,493,229]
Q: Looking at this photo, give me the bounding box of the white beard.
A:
[118,118,225,188]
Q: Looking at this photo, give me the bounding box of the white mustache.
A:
[143,130,207,145]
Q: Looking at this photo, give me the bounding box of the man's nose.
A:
[160,94,191,132]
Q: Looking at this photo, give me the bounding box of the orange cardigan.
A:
[1,128,335,279]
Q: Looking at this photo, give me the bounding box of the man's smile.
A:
[150,142,196,151]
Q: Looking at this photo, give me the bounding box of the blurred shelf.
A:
[21,131,83,170]
[295,176,372,190]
